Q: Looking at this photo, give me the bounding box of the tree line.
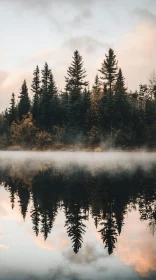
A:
[0,48,156,148]
[1,163,156,255]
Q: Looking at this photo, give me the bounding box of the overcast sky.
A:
[0,0,156,111]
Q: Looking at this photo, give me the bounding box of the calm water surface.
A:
[0,151,156,280]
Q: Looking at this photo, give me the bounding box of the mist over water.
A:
[0,151,156,173]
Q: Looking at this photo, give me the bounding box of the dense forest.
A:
[0,48,156,149]
[0,163,156,255]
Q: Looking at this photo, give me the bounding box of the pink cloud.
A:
[0,188,31,222]
[115,20,156,90]
[0,69,32,112]
[0,244,9,249]
[115,210,156,277]
[27,231,69,251]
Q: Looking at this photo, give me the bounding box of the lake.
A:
[0,151,156,280]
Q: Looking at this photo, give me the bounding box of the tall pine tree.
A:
[18,80,30,120]
[40,62,51,130]
[98,48,118,93]
[98,48,118,137]
[31,66,40,124]
[65,50,88,132]
[8,93,17,125]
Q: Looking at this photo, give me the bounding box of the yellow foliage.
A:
[9,113,38,146]
[35,131,52,148]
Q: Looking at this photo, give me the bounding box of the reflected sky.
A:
[0,152,155,280]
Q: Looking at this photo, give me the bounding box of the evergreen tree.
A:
[18,80,30,120]
[17,184,30,220]
[39,63,59,131]
[88,75,101,129]
[31,200,40,236]
[113,68,130,132]
[65,50,88,131]
[115,68,127,94]
[40,62,51,129]
[65,50,88,99]
[60,91,70,125]
[98,48,118,93]
[8,93,17,125]
[65,203,87,253]
[48,72,59,129]
[99,83,112,134]
[81,87,91,132]
[99,214,118,255]
[98,49,118,136]
[92,74,101,99]
[31,66,41,123]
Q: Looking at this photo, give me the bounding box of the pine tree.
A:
[31,199,40,236]
[18,80,30,120]
[98,49,118,137]
[40,210,52,240]
[99,83,112,135]
[113,68,130,131]
[60,91,70,125]
[65,50,88,131]
[81,87,91,132]
[98,48,118,93]
[40,62,51,130]
[65,203,87,254]
[115,68,127,94]
[39,63,59,131]
[8,93,17,125]
[31,66,40,123]
[48,72,59,129]
[65,50,88,100]
[99,214,118,255]
[17,184,30,220]
[92,74,101,99]
[87,75,101,130]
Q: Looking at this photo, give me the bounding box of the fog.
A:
[0,151,156,173]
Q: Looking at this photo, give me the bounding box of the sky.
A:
[0,0,156,111]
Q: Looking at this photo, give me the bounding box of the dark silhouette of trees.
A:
[31,199,40,236]
[8,93,17,125]
[99,48,118,93]
[65,203,87,253]
[99,214,118,255]
[17,183,30,220]
[65,50,88,133]
[0,47,156,148]
[18,80,30,120]
[31,65,41,124]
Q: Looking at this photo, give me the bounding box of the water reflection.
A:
[0,161,155,258]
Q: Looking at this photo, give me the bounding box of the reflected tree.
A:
[0,163,156,254]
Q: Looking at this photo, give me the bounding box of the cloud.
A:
[115,20,156,90]
[0,243,9,249]
[69,8,93,28]
[3,0,94,32]
[115,210,156,277]
[133,8,156,23]
[0,71,9,87]
[0,187,31,221]
[27,231,69,251]
[64,36,109,54]
[63,243,107,265]
[8,0,94,10]
[0,69,32,112]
